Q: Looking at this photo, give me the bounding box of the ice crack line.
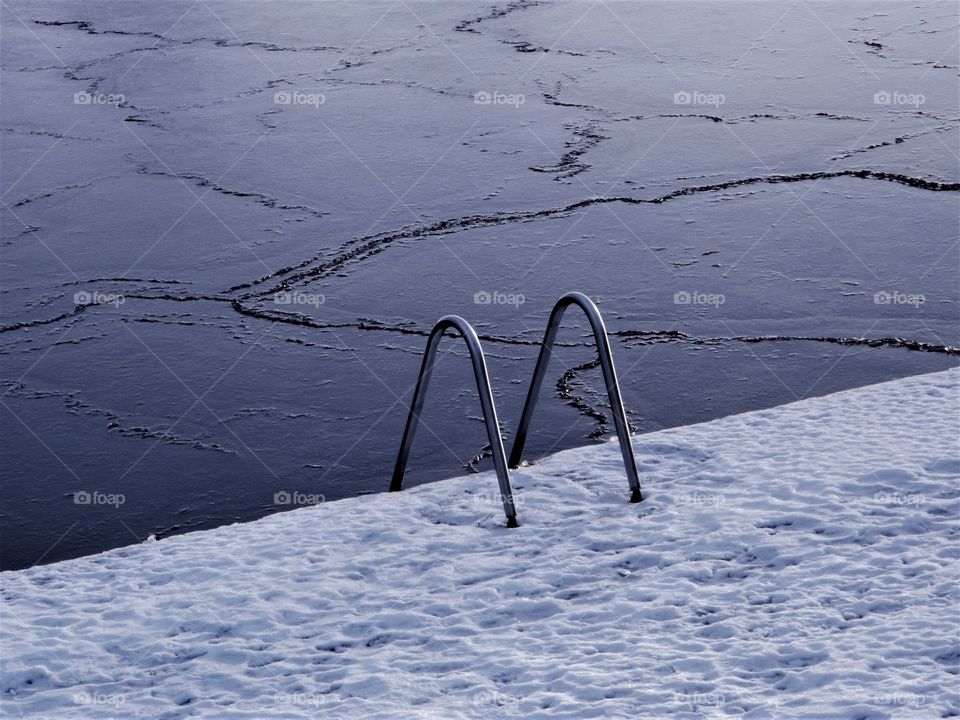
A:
[454,0,547,34]
[529,125,608,180]
[226,168,959,297]
[33,19,341,52]
[5,164,957,361]
[615,329,960,356]
[133,165,331,218]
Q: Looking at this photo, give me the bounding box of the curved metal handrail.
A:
[508,292,642,502]
[389,315,519,528]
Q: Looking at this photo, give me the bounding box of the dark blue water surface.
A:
[2,1,957,569]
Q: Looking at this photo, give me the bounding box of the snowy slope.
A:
[2,370,959,719]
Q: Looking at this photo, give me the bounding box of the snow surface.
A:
[2,369,959,719]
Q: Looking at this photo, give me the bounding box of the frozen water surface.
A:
[1,1,957,569]
[2,370,958,718]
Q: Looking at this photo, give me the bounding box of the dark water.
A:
[2,1,958,570]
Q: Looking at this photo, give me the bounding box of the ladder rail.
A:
[508,292,643,502]
[389,315,519,528]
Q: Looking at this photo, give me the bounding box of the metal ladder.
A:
[509,292,642,503]
[389,315,519,527]
[389,293,641,527]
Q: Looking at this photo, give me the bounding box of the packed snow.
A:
[2,369,958,718]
